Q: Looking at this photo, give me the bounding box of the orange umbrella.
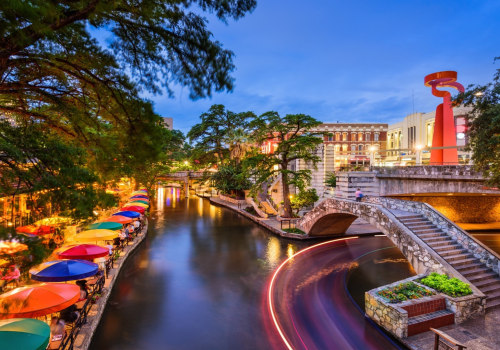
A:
[0,240,28,255]
[0,284,80,319]
[102,216,133,224]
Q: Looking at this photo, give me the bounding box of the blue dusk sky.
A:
[103,1,500,134]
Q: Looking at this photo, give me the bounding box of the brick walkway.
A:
[404,308,500,350]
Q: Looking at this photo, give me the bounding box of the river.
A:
[90,187,417,349]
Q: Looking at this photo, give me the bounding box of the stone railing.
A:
[219,194,246,205]
[245,197,268,218]
[374,196,500,276]
[372,165,484,180]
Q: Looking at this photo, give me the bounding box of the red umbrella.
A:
[120,206,145,214]
[56,244,109,260]
[15,225,55,236]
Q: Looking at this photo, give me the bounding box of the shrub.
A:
[282,228,306,235]
[420,273,472,297]
[377,282,434,303]
[244,206,257,216]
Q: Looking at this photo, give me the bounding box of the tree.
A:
[325,172,336,188]
[210,161,251,197]
[187,104,255,166]
[455,59,500,187]
[245,112,322,218]
[290,188,319,215]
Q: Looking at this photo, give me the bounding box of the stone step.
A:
[424,236,453,244]
[467,271,500,284]
[401,218,428,223]
[478,281,500,294]
[438,249,469,258]
[486,298,500,310]
[445,253,474,262]
[399,215,425,221]
[474,277,500,289]
[454,262,485,273]
[485,289,500,302]
[407,309,455,336]
[450,257,478,267]
[417,230,446,236]
[432,244,463,252]
[461,267,493,277]
[406,223,437,229]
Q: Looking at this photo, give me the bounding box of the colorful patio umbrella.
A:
[0,318,50,350]
[15,225,55,236]
[57,244,109,261]
[86,222,122,231]
[120,206,145,214]
[112,211,140,218]
[30,260,98,282]
[127,199,148,205]
[0,284,80,319]
[130,195,149,200]
[0,240,28,255]
[74,229,118,242]
[124,202,148,209]
[34,216,72,226]
[102,215,133,224]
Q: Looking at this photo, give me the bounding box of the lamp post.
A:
[415,144,423,165]
[368,146,376,166]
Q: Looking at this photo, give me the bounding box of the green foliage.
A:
[188,104,256,166]
[325,172,337,188]
[282,228,306,235]
[245,112,322,218]
[244,206,257,216]
[290,188,319,214]
[377,282,434,303]
[420,273,473,297]
[455,58,500,187]
[209,161,251,196]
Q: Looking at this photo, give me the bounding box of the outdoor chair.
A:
[47,331,66,350]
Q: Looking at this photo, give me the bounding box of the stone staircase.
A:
[398,214,500,311]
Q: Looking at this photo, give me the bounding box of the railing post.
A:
[434,333,439,350]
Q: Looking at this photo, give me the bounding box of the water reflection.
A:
[91,189,415,350]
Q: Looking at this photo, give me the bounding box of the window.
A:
[342,132,347,141]
[358,132,363,141]
[342,144,348,152]
[365,133,370,141]
[335,132,341,141]
[351,133,357,141]
[334,144,341,153]
[351,144,356,153]
[327,134,333,141]
[374,133,379,141]
[358,144,363,151]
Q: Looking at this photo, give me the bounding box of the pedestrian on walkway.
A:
[355,188,363,202]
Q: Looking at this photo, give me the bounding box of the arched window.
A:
[358,132,363,141]
[358,144,363,151]
[342,144,348,152]
[335,132,341,141]
[351,133,357,141]
[351,144,356,153]
[334,144,341,153]
[342,132,347,141]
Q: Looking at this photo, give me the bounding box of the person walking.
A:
[355,188,363,202]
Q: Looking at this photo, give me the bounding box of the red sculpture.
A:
[424,71,464,165]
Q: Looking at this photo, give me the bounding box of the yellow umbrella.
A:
[125,202,148,208]
[74,229,118,242]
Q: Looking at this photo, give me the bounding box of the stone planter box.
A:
[366,274,486,339]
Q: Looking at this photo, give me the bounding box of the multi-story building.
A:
[162,117,173,130]
[385,106,472,165]
[294,122,388,196]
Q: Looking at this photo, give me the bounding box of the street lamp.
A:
[415,144,423,165]
[368,146,376,166]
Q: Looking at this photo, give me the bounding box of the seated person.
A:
[1,265,20,287]
[106,243,114,256]
[133,219,140,233]
[76,280,88,301]
[50,317,66,342]
[60,304,80,324]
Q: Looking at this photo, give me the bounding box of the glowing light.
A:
[369,146,376,152]
[457,132,465,140]
[474,91,484,97]
[0,240,28,255]
[266,237,281,268]
[273,164,279,171]
[286,244,296,258]
[267,236,358,350]
[415,144,423,150]
[184,160,189,166]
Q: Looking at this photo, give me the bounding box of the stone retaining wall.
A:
[219,194,246,205]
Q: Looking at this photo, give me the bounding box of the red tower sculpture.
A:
[424,71,464,165]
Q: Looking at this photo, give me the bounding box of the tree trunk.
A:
[281,167,293,218]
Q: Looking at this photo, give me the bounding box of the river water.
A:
[90,187,416,350]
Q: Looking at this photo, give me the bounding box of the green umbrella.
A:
[0,318,50,350]
[127,200,148,205]
[87,221,122,231]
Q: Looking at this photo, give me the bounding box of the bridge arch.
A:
[307,211,359,236]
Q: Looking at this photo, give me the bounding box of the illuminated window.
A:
[342,132,347,141]
[351,133,357,141]
[335,132,341,141]
[334,144,341,153]
[426,123,434,147]
[342,144,348,152]
[358,132,363,141]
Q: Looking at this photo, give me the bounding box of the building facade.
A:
[385,106,471,165]
[295,123,388,196]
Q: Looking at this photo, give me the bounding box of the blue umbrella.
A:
[130,195,149,200]
[112,211,140,218]
[30,260,99,282]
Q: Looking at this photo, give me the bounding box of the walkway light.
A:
[415,144,423,151]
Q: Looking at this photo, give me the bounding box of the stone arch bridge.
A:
[296,197,500,311]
